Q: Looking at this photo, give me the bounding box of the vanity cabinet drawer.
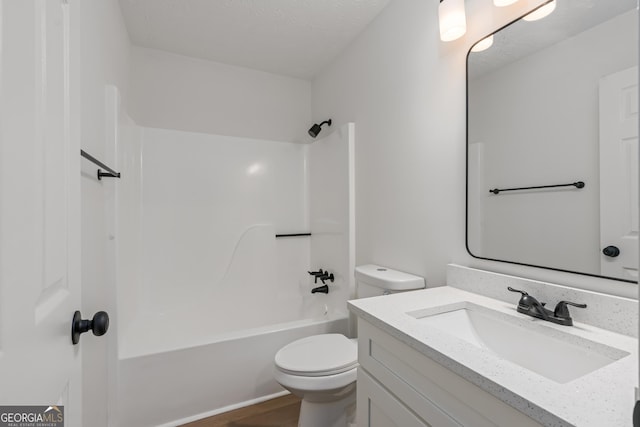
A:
[357,319,543,427]
[357,369,438,427]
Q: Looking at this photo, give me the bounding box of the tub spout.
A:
[311,284,329,294]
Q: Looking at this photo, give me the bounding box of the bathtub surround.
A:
[309,123,356,310]
[117,125,355,357]
[113,118,354,425]
[124,128,310,337]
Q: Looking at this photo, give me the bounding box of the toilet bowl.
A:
[273,264,425,427]
[274,334,357,427]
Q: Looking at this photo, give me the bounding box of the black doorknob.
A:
[602,245,620,258]
[71,310,109,345]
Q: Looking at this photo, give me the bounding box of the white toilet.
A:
[273,264,425,427]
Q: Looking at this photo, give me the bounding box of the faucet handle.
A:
[508,287,547,316]
[554,301,587,318]
[507,286,529,296]
[320,273,334,284]
[308,269,324,283]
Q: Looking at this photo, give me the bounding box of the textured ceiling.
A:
[119,0,391,80]
[468,0,637,79]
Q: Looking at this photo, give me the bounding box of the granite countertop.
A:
[348,286,638,427]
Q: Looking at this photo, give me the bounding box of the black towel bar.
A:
[489,181,584,195]
[275,233,311,238]
[81,150,121,180]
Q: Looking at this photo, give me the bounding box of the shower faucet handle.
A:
[319,272,334,285]
[308,269,324,283]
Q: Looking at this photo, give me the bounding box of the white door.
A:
[0,0,82,425]
[599,66,639,281]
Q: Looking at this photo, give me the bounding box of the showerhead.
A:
[308,119,332,138]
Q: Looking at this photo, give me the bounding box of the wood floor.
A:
[181,395,301,427]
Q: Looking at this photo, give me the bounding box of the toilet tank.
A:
[355,264,425,299]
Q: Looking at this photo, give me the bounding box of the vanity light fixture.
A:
[471,35,494,52]
[523,0,556,21]
[493,0,520,6]
[439,0,467,42]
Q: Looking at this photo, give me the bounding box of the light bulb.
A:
[439,0,467,42]
[493,0,520,6]
[523,0,556,21]
[471,35,494,52]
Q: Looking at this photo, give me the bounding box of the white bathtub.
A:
[116,310,348,427]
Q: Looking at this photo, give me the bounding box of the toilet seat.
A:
[273,364,358,394]
[275,334,357,377]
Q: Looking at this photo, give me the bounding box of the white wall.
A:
[469,10,637,276]
[79,2,131,427]
[312,0,637,298]
[312,0,469,288]
[129,47,312,143]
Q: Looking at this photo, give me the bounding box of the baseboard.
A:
[155,390,291,427]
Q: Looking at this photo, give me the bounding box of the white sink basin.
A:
[407,302,629,383]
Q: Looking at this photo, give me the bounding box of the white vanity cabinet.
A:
[356,319,543,427]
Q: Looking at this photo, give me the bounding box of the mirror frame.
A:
[464,5,637,284]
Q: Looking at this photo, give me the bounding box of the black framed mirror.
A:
[466,0,638,283]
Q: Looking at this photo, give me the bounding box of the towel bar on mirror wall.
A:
[489,181,584,195]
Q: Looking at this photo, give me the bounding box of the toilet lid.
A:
[275,334,358,377]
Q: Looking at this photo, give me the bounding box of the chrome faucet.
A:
[507,287,586,326]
